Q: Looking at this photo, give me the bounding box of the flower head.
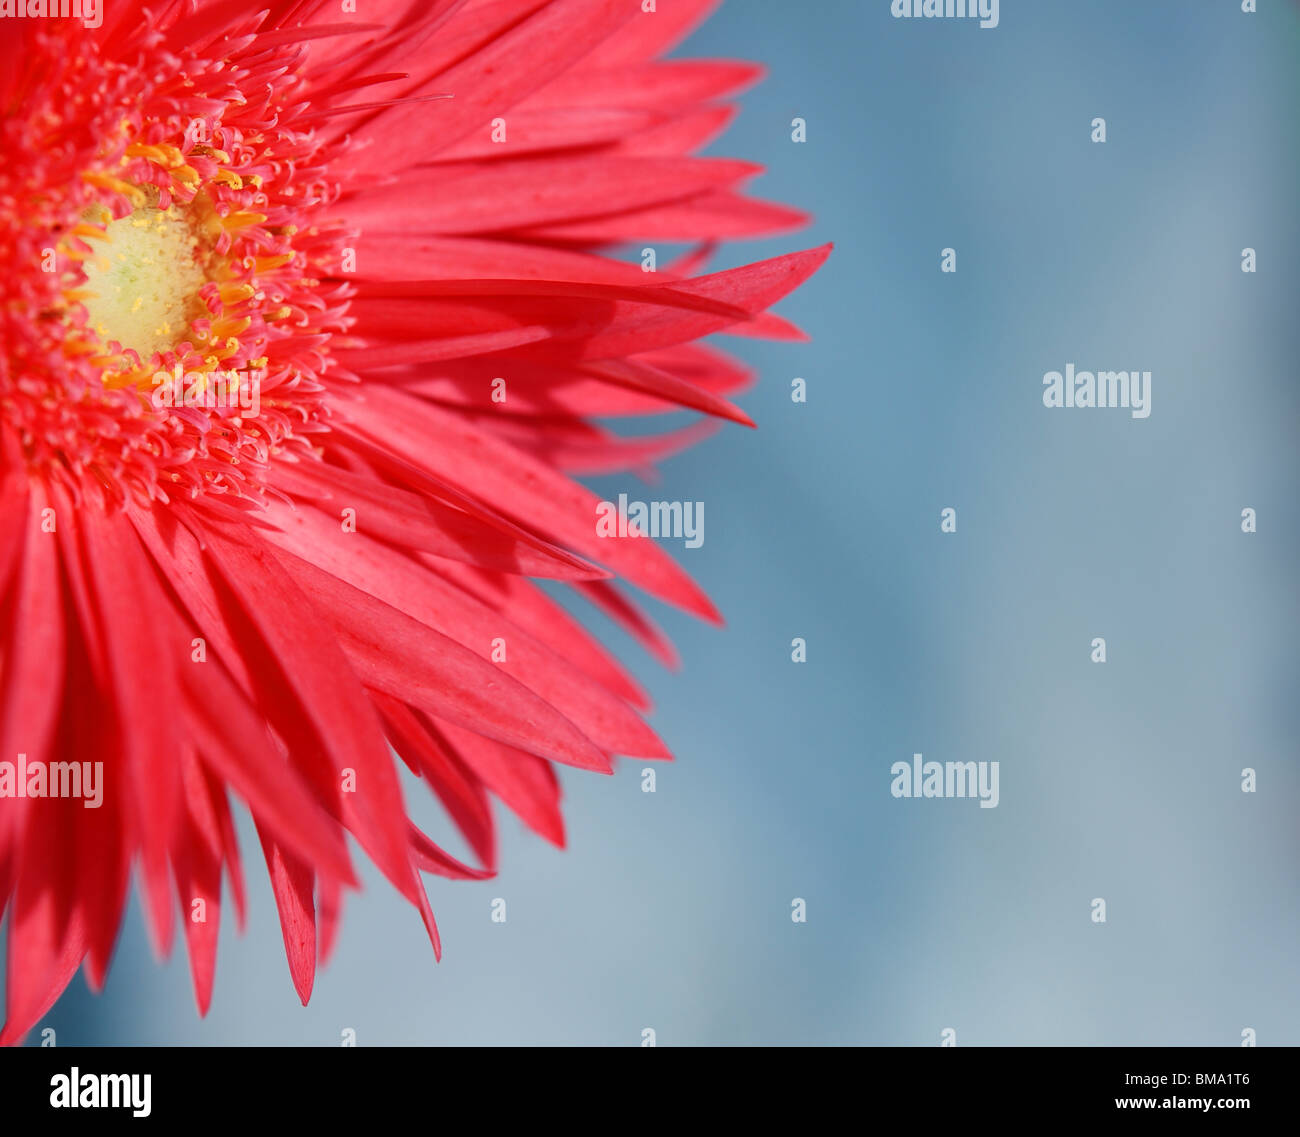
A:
[0,0,826,1041]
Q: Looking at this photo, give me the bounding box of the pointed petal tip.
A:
[144,916,175,964]
[415,887,443,962]
[291,966,314,1005]
[84,959,108,993]
[717,399,756,428]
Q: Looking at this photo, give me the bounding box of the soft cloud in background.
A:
[14,0,1298,1044]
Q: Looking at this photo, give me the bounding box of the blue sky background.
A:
[18,0,1300,1045]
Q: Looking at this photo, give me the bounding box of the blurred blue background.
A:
[22,0,1300,1045]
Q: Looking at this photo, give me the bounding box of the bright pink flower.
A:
[0,0,825,1041]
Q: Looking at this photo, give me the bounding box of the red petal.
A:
[259,831,317,1005]
[270,456,609,581]
[377,694,497,871]
[345,156,760,234]
[260,501,668,757]
[200,526,421,905]
[435,720,567,848]
[269,546,613,772]
[75,509,186,958]
[358,0,638,159]
[337,387,721,622]
[528,60,762,112]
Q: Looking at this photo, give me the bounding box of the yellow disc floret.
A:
[80,203,208,360]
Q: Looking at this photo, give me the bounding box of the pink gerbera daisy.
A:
[0,0,826,1043]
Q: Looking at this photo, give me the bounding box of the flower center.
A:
[80,203,209,361]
